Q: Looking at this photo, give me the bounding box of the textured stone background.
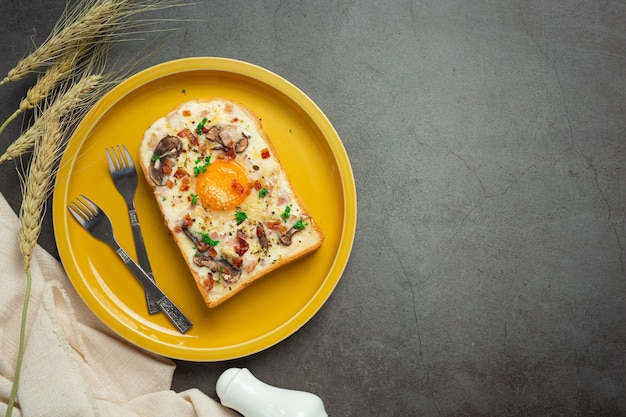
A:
[1,1,625,415]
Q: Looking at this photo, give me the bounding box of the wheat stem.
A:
[5,269,31,417]
[0,109,21,138]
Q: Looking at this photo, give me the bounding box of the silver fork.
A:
[106,144,159,315]
[68,195,193,334]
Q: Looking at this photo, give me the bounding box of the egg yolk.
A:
[196,160,249,211]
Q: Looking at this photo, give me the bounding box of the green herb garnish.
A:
[190,193,199,205]
[258,188,268,198]
[196,117,208,134]
[235,210,247,225]
[280,205,291,222]
[294,218,308,229]
[199,232,219,247]
[193,155,211,176]
[151,154,161,162]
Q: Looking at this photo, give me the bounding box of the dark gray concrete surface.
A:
[1,1,625,415]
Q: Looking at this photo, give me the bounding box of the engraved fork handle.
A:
[113,245,193,334]
[128,205,160,315]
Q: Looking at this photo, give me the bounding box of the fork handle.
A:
[129,208,152,271]
[128,208,160,315]
[114,247,193,334]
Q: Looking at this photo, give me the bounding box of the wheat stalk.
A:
[20,50,83,112]
[3,2,192,416]
[0,0,189,86]
[5,65,113,416]
[18,121,65,268]
[0,47,85,137]
[0,73,103,165]
[5,72,107,417]
[0,0,190,138]
[1,0,115,85]
[6,118,65,416]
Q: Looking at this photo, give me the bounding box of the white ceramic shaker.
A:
[216,367,328,417]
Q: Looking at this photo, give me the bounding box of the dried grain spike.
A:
[0,74,103,164]
[18,120,64,269]
[0,48,85,137]
[0,0,190,86]
[19,48,84,113]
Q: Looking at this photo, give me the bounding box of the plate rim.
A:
[52,57,357,360]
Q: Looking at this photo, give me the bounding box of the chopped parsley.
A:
[280,205,291,222]
[196,117,208,134]
[258,188,268,198]
[199,232,219,247]
[294,218,308,229]
[190,193,199,205]
[193,155,211,176]
[235,210,247,225]
[151,154,161,162]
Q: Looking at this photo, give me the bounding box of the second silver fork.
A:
[68,195,192,334]
[106,144,159,315]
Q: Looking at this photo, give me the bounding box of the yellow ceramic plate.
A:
[52,57,356,361]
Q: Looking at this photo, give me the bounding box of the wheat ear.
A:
[1,0,102,84]
[0,74,103,165]
[0,0,130,85]
[0,48,85,137]
[0,0,189,86]
[18,121,65,268]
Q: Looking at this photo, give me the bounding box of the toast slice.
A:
[138,98,324,308]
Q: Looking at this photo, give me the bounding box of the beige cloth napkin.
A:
[0,193,238,417]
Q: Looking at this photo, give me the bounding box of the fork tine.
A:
[121,144,134,170]
[113,145,125,170]
[79,194,100,215]
[107,145,129,172]
[106,147,117,173]
[68,204,88,227]
[68,194,98,224]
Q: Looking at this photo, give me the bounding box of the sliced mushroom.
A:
[182,227,211,253]
[149,135,182,185]
[205,126,228,151]
[218,261,242,284]
[193,254,241,284]
[235,133,249,153]
[205,125,249,155]
[279,226,303,246]
[193,253,220,270]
